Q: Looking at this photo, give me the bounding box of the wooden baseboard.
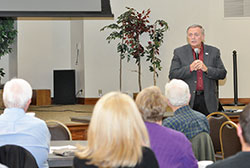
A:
[219,98,250,105]
[52,97,250,106]
[82,98,250,106]
[79,98,99,105]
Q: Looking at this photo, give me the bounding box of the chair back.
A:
[46,120,72,140]
[190,132,216,162]
[207,112,231,154]
[0,145,38,168]
[220,121,241,159]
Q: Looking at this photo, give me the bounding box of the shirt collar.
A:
[174,105,191,115]
[3,108,26,116]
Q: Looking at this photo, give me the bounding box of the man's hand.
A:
[190,60,208,72]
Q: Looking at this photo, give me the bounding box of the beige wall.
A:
[16,0,250,98]
[17,20,71,95]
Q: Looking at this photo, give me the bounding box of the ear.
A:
[237,123,243,139]
[166,98,171,107]
[24,99,31,112]
[201,34,205,42]
[188,93,191,103]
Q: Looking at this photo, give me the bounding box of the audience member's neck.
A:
[242,143,250,152]
[156,120,162,125]
[170,104,188,112]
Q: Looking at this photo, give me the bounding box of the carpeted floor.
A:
[0,104,94,124]
[0,104,244,125]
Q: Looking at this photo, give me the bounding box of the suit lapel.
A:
[186,44,194,64]
[203,44,209,65]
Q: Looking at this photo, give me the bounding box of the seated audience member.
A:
[136,86,198,168]
[207,104,250,168]
[74,92,159,168]
[162,79,209,140]
[0,78,50,168]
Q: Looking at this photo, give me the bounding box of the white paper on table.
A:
[50,145,77,155]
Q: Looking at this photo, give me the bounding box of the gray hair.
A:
[136,86,167,122]
[3,78,32,109]
[165,79,190,107]
[187,24,205,35]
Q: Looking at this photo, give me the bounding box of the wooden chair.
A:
[46,120,72,140]
[220,121,241,159]
[207,112,231,160]
[0,145,38,168]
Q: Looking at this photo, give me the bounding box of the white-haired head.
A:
[3,78,32,110]
[165,79,190,107]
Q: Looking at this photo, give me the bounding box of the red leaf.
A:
[146,10,151,15]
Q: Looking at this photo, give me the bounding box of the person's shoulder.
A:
[25,115,48,129]
[192,109,207,118]
[73,156,97,168]
[207,152,248,168]
[204,44,219,51]
[164,126,190,142]
[142,147,158,158]
[206,157,233,168]
[162,116,179,127]
[163,114,183,125]
[29,116,46,124]
[141,147,159,168]
[175,44,190,51]
[156,122,184,136]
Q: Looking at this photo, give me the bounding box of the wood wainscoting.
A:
[32,89,51,106]
[220,98,250,105]
[82,98,250,105]
[66,123,89,140]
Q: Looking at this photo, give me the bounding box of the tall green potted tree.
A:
[101,7,168,91]
[0,17,17,84]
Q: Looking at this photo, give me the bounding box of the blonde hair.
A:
[76,92,150,167]
[136,86,167,122]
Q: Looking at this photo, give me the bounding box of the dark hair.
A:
[239,104,250,143]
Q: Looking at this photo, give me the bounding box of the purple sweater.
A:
[145,121,198,168]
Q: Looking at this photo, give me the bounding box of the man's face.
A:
[187,27,204,49]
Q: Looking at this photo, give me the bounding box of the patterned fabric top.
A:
[162,105,210,140]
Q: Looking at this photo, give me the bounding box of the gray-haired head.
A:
[187,24,205,35]
[165,79,190,107]
[3,78,32,109]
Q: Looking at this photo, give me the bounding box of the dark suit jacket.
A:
[169,44,227,113]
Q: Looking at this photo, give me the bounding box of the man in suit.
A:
[169,24,227,115]
[207,104,250,168]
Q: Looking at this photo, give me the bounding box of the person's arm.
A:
[204,49,227,80]
[169,49,193,80]
[181,141,198,168]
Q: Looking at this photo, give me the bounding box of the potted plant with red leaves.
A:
[101,7,168,91]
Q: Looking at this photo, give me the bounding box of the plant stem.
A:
[119,54,122,91]
[153,24,157,86]
[138,57,142,91]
